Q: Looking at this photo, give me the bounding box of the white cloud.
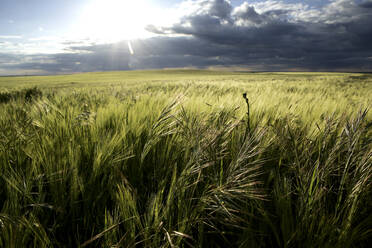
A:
[28,36,60,41]
[248,0,308,15]
[0,35,22,39]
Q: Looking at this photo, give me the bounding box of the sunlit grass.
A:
[0,70,371,247]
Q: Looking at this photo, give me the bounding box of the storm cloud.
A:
[1,0,372,75]
[150,0,372,71]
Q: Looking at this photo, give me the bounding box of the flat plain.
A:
[0,70,371,247]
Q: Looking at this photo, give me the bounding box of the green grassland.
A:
[0,70,371,247]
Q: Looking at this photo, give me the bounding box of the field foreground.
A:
[0,70,371,247]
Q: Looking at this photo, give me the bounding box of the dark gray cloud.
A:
[1,0,372,75]
[0,49,131,75]
[150,0,372,70]
[360,1,372,8]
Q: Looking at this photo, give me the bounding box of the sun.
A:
[75,0,158,42]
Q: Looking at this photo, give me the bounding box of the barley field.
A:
[0,70,371,247]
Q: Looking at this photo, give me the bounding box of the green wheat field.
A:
[0,70,371,247]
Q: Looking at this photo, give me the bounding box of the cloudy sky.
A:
[0,0,372,75]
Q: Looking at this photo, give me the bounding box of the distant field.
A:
[1,70,371,123]
[0,70,371,247]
